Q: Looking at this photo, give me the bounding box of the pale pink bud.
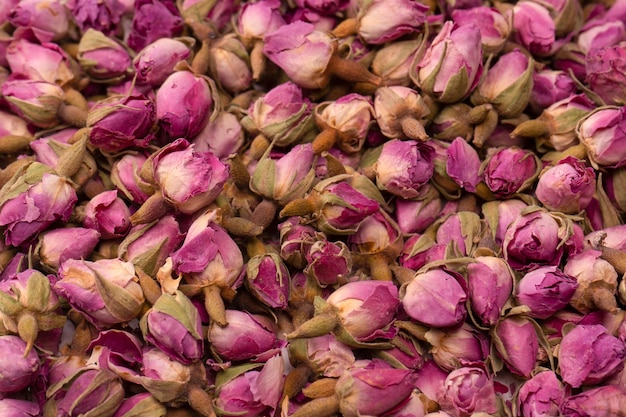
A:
[535,157,596,213]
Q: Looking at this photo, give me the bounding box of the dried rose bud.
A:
[435,211,482,256]
[516,266,579,319]
[517,370,565,417]
[577,105,626,169]
[535,157,596,214]
[559,324,626,387]
[529,69,577,114]
[586,42,626,106]
[452,6,510,54]
[133,37,192,87]
[399,233,447,272]
[412,21,483,103]
[55,258,145,328]
[208,310,285,362]
[86,93,156,153]
[140,290,204,364]
[335,363,416,417]
[564,249,619,314]
[561,385,626,417]
[151,139,229,214]
[110,153,152,204]
[425,323,490,371]
[8,0,69,42]
[482,198,528,247]
[506,1,558,57]
[209,34,252,94]
[1,79,64,128]
[304,239,352,287]
[401,267,467,328]
[36,227,101,271]
[112,393,166,417]
[289,333,356,377]
[237,0,285,46]
[192,111,245,160]
[371,39,422,86]
[156,71,217,140]
[278,217,320,269]
[492,316,539,378]
[374,139,435,199]
[214,355,284,416]
[245,252,290,310]
[0,398,40,416]
[0,336,40,394]
[578,17,626,56]
[6,39,75,86]
[77,28,131,82]
[483,147,541,198]
[0,163,77,247]
[466,256,514,326]
[437,366,498,417]
[446,137,482,192]
[68,0,123,36]
[395,196,444,234]
[374,86,430,140]
[127,0,183,52]
[83,190,132,239]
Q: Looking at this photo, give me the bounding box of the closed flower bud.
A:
[446,137,482,193]
[395,195,444,234]
[426,323,490,371]
[6,39,75,86]
[245,252,290,310]
[112,393,166,417]
[237,0,285,45]
[77,28,131,82]
[133,37,192,87]
[371,39,422,86]
[576,105,626,169]
[435,211,482,256]
[529,69,577,113]
[140,290,204,364]
[192,111,245,160]
[516,266,579,319]
[517,370,565,417]
[209,34,252,94]
[412,21,483,103]
[352,0,428,45]
[83,190,132,239]
[452,6,510,55]
[0,398,40,416]
[535,157,596,214]
[561,385,626,417]
[564,249,619,314]
[0,335,40,394]
[8,0,69,42]
[36,227,101,271]
[483,147,541,198]
[559,324,626,387]
[492,316,539,378]
[533,93,595,151]
[374,86,430,140]
[507,1,558,57]
[278,217,320,269]
[466,256,514,326]
[586,42,626,106]
[127,0,183,52]
[68,0,123,36]
[1,79,64,128]
[437,366,498,417]
[290,334,356,377]
[304,239,352,287]
[110,153,153,204]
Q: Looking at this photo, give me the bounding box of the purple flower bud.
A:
[413,21,483,103]
[0,335,40,394]
[8,0,69,42]
[483,147,540,198]
[304,239,352,287]
[395,196,444,234]
[446,137,482,192]
[315,93,374,154]
[507,1,557,57]
[530,70,577,113]
[0,398,40,417]
[493,316,539,378]
[516,266,578,319]
[67,0,123,36]
[237,0,285,44]
[152,139,229,214]
[127,0,183,52]
[402,268,467,328]
[535,157,596,213]
[586,42,626,106]
[435,211,482,256]
[561,385,626,417]
[192,111,245,160]
[336,363,416,417]
[466,256,514,326]
[37,227,101,270]
[208,310,285,362]
[437,366,498,417]
[110,153,152,204]
[559,324,626,387]
[399,233,447,271]
[482,198,528,247]
[6,39,75,86]
[374,139,435,199]
[140,291,204,364]
[1,79,64,128]
[426,323,490,371]
[133,38,192,87]
[83,190,132,239]
[0,164,77,247]
[452,6,510,54]
[518,370,565,417]
[77,29,131,81]
[576,106,626,168]
[112,393,166,417]
[355,0,428,45]
[245,253,290,309]
[214,354,284,416]
[156,71,217,139]
[86,93,156,152]
[55,258,145,328]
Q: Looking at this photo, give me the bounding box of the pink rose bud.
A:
[0,398,40,416]
[517,370,565,417]
[77,28,131,81]
[529,70,577,113]
[0,335,40,394]
[245,253,290,309]
[352,0,428,45]
[395,196,444,234]
[83,190,132,239]
[374,139,435,199]
[436,211,482,256]
[586,42,626,106]
[127,0,183,52]
[483,147,541,198]
[237,0,285,45]
[133,38,192,87]
[0,109,31,139]
[516,266,579,319]
[437,366,498,417]
[1,79,64,128]
[482,198,528,247]
[110,153,153,204]
[376,331,425,371]
[152,139,229,214]
[399,233,447,271]
[37,227,101,270]
[335,362,417,417]
[8,0,69,42]
[86,93,156,153]
[294,0,348,15]
[240,81,316,148]
[192,111,245,160]
[0,164,77,247]
[68,0,123,36]
[401,267,467,328]
[578,17,626,57]
[466,256,514,326]
[452,6,510,54]
[564,249,619,314]
[140,291,204,364]
[492,316,539,378]
[535,157,596,214]
[208,310,285,362]
[413,21,483,103]
[507,1,557,57]
[503,206,572,271]
[576,105,626,169]
[425,323,490,371]
[278,217,319,269]
[55,258,145,328]
[6,39,75,86]
[156,71,217,139]
[559,324,626,387]
[374,86,430,140]
[561,385,626,417]
[371,39,422,87]
[291,334,356,377]
[112,393,166,417]
[209,34,252,94]
[535,93,595,151]
[304,239,352,287]
[446,137,482,192]
[214,355,284,417]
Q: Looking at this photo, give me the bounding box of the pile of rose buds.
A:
[3,0,626,416]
